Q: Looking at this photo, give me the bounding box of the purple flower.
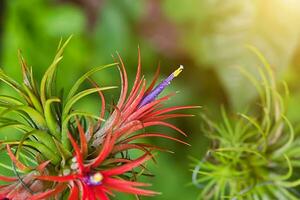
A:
[138,65,184,108]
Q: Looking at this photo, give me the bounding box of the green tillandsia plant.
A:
[0,37,197,199]
[0,36,116,165]
[191,47,300,200]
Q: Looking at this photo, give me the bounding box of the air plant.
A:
[192,47,300,200]
[0,37,197,199]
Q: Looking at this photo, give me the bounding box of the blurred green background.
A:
[1,0,300,199]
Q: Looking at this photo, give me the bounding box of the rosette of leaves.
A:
[0,37,196,199]
[192,48,300,200]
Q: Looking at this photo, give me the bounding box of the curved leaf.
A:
[23,83,43,113]
[17,130,59,156]
[44,98,61,139]
[62,86,116,120]
[0,95,23,105]
[40,36,72,106]
[66,62,118,101]
[0,105,47,129]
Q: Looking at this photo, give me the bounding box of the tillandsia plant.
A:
[192,47,300,200]
[0,37,197,199]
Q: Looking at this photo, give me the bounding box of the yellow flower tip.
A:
[91,172,103,183]
[173,65,184,77]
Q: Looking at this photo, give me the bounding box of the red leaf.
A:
[6,145,29,171]
[144,113,194,122]
[104,178,158,196]
[68,132,84,174]
[105,177,150,187]
[0,175,17,182]
[124,47,142,108]
[111,106,121,128]
[137,104,162,120]
[104,158,131,165]
[95,189,110,200]
[90,131,115,168]
[114,120,143,139]
[147,105,200,117]
[88,79,106,128]
[82,182,96,200]
[123,77,144,114]
[76,118,88,157]
[130,143,172,153]
[145,64,160,95]
[126,94,173,122]
[121,133,190,146]
[115,53,128,109]
[77,180,88,200]
[111,143,153,156]
[68,182,79,200]
[36,174,77,182]
[102,154,151,176]
[36,160,51,173]
[143,121,187,136]
[121,80,146,122]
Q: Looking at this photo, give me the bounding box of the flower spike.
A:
[138,65,184,108]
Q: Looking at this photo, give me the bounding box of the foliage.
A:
[0,38,196,199]
[192,48,300,199]
[3,1,300,199]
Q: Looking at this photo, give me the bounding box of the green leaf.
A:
[4,140,60,165]
[60,110,106,151]
[24,140,60,165]
[0,95,23,105]
[62,86,116,120]
[0,69,30,103]
[0,106,47,130]
[44,98,61,139]
[40,36,72,107]
[0,162,22,174]
[17,130,58,156]
[23,83,43,113]
[53,139,72,167]
[273,154,293,181]
[66,62,118,101]
[273,115,295,157]
[0,121,31,133]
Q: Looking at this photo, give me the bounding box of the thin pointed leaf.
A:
[66,63,118,101]
[62,87,116,119]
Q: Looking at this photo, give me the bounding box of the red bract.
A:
[91,51,198,152]
[36,132,158,200]
[0,145,53,200]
